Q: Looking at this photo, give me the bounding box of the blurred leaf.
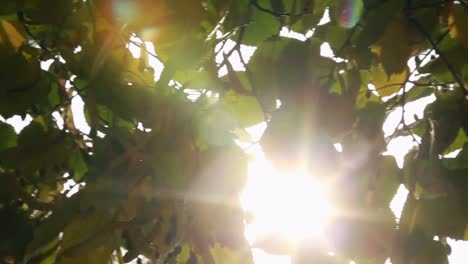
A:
[375,156,401,204]
[24,0,74,24]
[243,1,281,45]
[0,20,26,49]
[61,211,113,251]
[444,128,468,155]
[353,0,403,48]
[371,64,408,97]
[0,205,34,260]
[443,142,468,169]
[26,196,81,256]
[449,4,468,47]
[0,0,22,15]
[0,122,17,151]
[68,149,88,181]
[210,243,253,264]
[60,228,120,264]
[220,91,264,127]
[356,101,386,138]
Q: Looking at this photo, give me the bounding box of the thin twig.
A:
[250,0,301,17]
[406,14,466,98]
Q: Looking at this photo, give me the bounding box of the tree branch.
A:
[406,14,466,98]
[250,0,299,17]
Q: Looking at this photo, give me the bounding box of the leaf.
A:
[355,101,386,139]
[243,1,281,45]
[248,39,286,112]
[26,196,81,257]
[60,228,120,264]
[0,48,50,118]
[210,243,253,264]
[449,4,468,47]
[423,89,464,154]
[0,0,22,15]
[0,122,17,151]
[61,211,113,251]
[371,16,413,76]
[220,91,264,127]
[276,38,328,100]
[371,64,409,97]
[444,128,468,155]
[0,205,34,260]
[353,0,403,48]
[68,149,88,181]
[0,20,26,50]
[375,156,401,204]
[23,0,74,24]
[443,142,468,169]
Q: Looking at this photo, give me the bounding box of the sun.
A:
[240,156,333,250]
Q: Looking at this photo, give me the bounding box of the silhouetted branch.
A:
[406,14,466,99]
[250,0,298,17]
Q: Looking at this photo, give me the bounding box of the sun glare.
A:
[241,156,333,245]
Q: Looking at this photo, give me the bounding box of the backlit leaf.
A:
[371,16,413,76]
[449,4,468,47]
[371,64,409,97]
[220,91,264,127]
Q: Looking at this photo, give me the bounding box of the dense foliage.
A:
[0,0,467,263]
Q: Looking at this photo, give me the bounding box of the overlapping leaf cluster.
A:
[0,0,467,263]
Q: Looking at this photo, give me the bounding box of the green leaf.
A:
[243,1,281,45]
[0,47,50,117]
[376,156,401,204]
[248,39,286,112]
[61,211,113,251]
[220,91,264,127]
[355,101,386,138]
[353,0,403,48]
[0,122,17,151]
[195,105,237,147]
[443,142,468,169]
[26,196,81,257]
[444,128,468,155]
[60,228,119,264]
[210,243,253,264]
[68,149,88,181]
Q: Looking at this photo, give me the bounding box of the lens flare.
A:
[242,159,333,245]
[337,0,364,28]
[113,0,138,22]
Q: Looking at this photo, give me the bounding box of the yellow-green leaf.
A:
[210,243,253,264]
[0,20,26,50]
[61,211,113,251]
[371,64,409,97]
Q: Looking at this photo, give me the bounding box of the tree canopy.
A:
[0,0,467,263]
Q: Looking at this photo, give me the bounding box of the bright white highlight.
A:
[242,161,332,242]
